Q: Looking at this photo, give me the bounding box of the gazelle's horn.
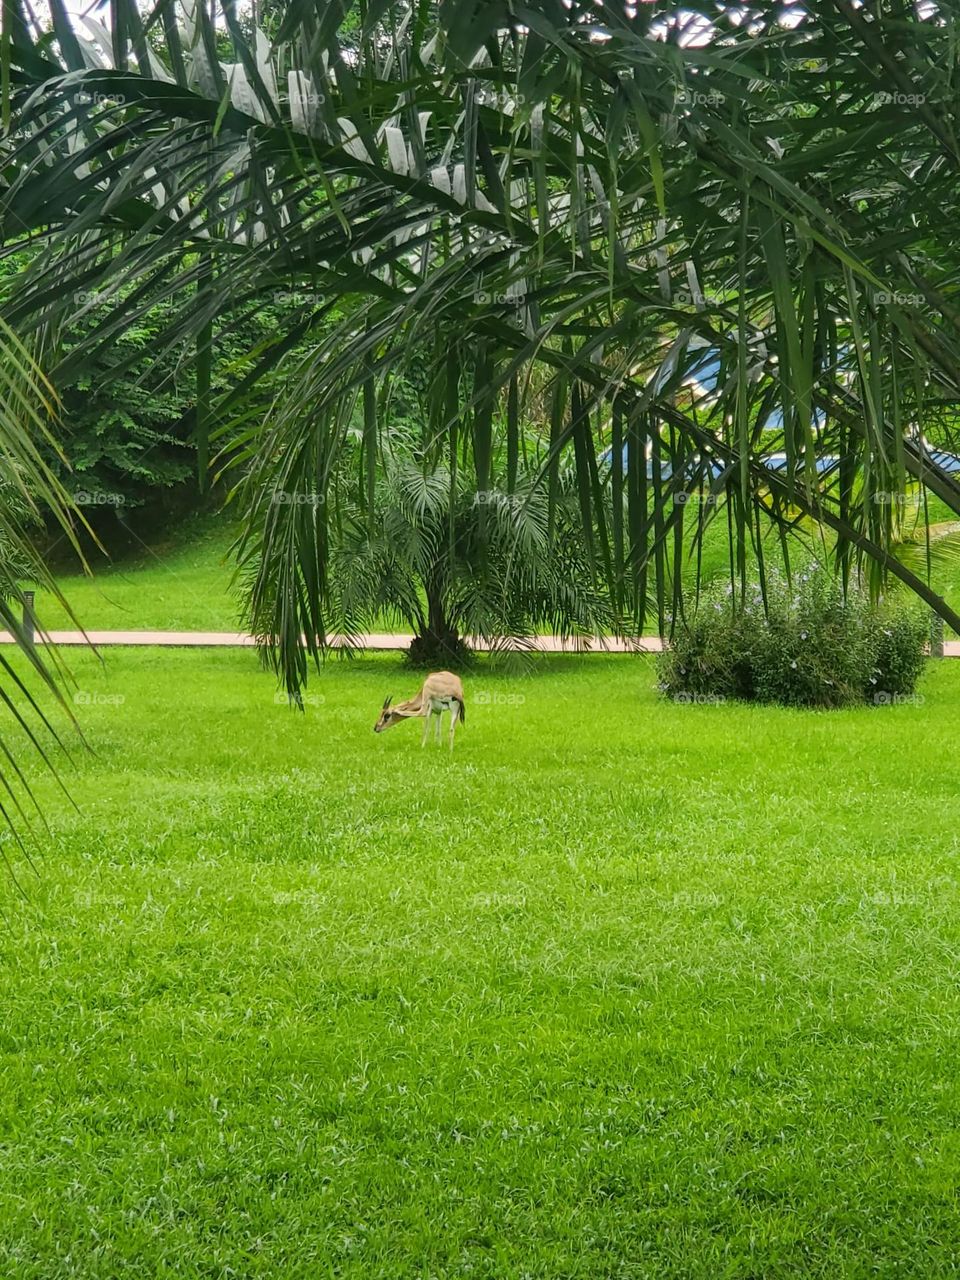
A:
[382,695,392,709]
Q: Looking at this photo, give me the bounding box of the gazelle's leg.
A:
[449,705,458,751]
[435,709,443,744]
[421,714,430,747]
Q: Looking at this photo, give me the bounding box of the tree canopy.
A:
[4,1,960,695]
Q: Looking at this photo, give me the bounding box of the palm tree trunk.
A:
[409,580,464,666]
[425,580,458,648]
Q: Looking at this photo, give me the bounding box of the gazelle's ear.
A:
[382,695,392,710]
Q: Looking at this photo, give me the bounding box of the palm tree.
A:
[5,1,960,699]
[0,320,89,865]
[304,444,617,665]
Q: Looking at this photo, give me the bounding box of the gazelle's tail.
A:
[456,697,465,726]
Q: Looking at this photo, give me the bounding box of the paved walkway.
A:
[0,630,667,653]
[2,630,959,656]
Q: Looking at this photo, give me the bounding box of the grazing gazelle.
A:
[374,671,465,750]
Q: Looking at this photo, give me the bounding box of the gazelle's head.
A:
[374,695,398,733]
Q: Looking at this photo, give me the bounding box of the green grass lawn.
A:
[37,515,240,632]
[4,649,960,1276]
[34,501,960,638]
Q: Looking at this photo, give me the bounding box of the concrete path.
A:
[0,630,666,653]
[2,630,958,656]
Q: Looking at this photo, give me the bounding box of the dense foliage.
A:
[0,254,298,520]
[658,571,929,709]
[59,287,302,515]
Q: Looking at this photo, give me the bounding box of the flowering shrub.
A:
[659,569,928,709]
[871,610,929,702]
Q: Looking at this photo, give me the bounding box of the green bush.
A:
[656,602,755,702]
[870,608,929,703]
[659,570,928,709]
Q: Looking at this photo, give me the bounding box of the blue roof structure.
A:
[600,447,839,481]
[919,448,960,474]
[600,440,960,487]
[760,453,840,476]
